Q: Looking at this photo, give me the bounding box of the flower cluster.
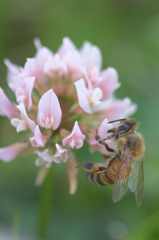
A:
[0,37,136,193]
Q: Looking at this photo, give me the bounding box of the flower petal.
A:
[34,38,42,50]
[34,41,54,83]
[62,50,83,79]
[80,41,102,71]
[24,76,35,110]
[4,59,21,91]
[29,125,46,147]
[0,88,19,119]
[105,98,137,121]
[16,76,35,110]
[0,142,29,162]
[98,68,121,99]
[34,149,54,168]
[37,89,62,130]
[52,144,68,163]
[75,79,102,113]
[11,102,36,132]
[74,79,92,113]
[44,59,67,78]
[90,87,103,106]
[23,58,37,78]
[98,118,113,139]
[11,118,27,132]
[87,118,114,154]
[62,121,85,149]
[88,118,113,145]
[35,157,45,167]
[58,37,77,57]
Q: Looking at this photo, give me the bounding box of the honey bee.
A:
[77,118,145,206]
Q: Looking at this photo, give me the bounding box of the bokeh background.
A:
[0,0,159,239]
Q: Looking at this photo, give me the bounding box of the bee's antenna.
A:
[108,118,126,124]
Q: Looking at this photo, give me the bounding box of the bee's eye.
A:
[119,123,131,132]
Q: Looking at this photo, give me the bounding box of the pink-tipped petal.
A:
[87,119,111,143]
[58,37,77,57]
[82,66,93,91]
[90,88,103,106]
[87,118,114,155]
[4,59,21,91]
[80,42,102,71]
[0,88,19,119]
[34,149,53,168]
[89,67,101,86]
[75,79,102,113]
[98,118,113,139]
[62,121,85,149]
[36,47,54,63]
[106,98,137,121]
[34,41,54,83]
[34,38,42,50]
[52,144,68,163]
[0,142,29,162]
[44,59,67,78]
[74,79,92,114]
[14,72,25,89]
[123,98,137,117]
[98,68,121,99]
[11,102,36,132]
[4,59,20,76]
[63,51,83,79]
[24,76,35,110]
[29,125,46,147]
[34,38,54,60]
[17,102,36,132]
[16,76,35,110]
[11,118,28,132]
[37,89,62,130]
[24,58,37,78]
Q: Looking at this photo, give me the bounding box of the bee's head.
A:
[122,118,139,131]
[108,118,139,132]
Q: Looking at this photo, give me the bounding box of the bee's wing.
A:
[128,159,144,207]
[112,146,130,203]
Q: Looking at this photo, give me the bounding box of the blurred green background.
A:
[0,0,159,239]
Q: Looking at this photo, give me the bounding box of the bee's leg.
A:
[107,155,117,167]
[103,154,110,160]
[95,131,115,153]
[103,133,118,140]
[76,162,95,170]
[107,128,115,133]
[76,162,103,173]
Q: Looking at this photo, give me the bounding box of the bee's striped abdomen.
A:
[79,161,116,186]
[86,171,114,186]
[86,172,102,185]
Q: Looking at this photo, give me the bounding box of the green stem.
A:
[11,206,21,240]
[37,167,54,240]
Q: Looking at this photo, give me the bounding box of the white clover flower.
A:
[0,37,137,194]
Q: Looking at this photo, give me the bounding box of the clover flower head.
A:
[0,37,137,194]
